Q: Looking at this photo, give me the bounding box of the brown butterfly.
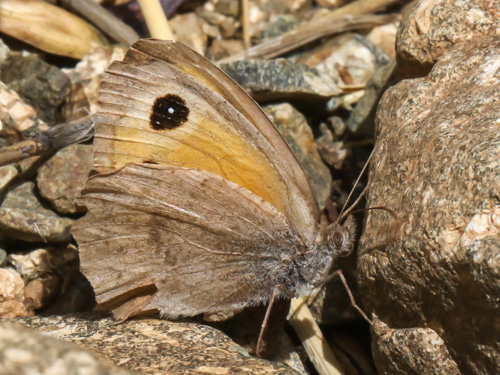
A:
[72,39,358,346]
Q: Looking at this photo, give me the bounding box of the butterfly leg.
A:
[256,284,293,357]
[325,269,373,325]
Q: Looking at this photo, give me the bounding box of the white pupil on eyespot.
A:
[168,107,175,114]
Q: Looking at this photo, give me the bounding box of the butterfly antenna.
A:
[348,206,399,220]
[339,185,368,223]
[338,146,376,222]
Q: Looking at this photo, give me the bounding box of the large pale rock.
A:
[358,35,499,374]
[15,315,301,375]
[298,33,390,87]
[0,321,138,375]
[170,13,208,55]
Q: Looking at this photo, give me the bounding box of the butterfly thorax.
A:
[293,242,335,296]
[276,216,357,297]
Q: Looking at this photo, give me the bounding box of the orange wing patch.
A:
[95,59,288,213]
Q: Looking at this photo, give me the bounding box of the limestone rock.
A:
[0,81,47,144]
[8,245,78,282]
[297,33,390,87]
[347,60,396,134]
[206,39,245,61]
[0,38,9,64]
[170,13,209,55]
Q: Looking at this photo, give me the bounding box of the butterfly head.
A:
[324,215,357,257]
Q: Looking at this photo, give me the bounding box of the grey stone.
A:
[0,54,71,124]
[220,59,342,101]
[37,144,93,214]
[0,182,73,242]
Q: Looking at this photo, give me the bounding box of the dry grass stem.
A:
[242,0,251,48]
[217,14,395,63]
[60,0,139,46]
[326,0,400,18]
[138,0,175,40]
[289,297,345,375]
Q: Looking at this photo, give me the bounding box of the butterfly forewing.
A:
[94,40,318,240]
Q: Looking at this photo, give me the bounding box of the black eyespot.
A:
[150,94,189,130]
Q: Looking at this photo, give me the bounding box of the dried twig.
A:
[0,115,96,167]
[217,13,396,63]
[60,0,139,46]
[289,297,345,375]
[138,0,175,40]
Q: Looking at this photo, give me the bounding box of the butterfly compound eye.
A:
[332,231,344,247]
[325,224,354,257]
[150,94,189,130]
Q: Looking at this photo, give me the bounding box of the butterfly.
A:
[72,39,357,348]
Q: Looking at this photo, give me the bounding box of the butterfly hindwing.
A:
[73,164,303,317]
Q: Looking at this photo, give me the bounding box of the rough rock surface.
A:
[298,33,390,87]
[0,165,18,196]
[264,103,332,209]
[0,320,139,375]
[0,245,84,318]
[396,0,499,78]
[0,182,74,242]
[14,315,301,375]
[37,144,93,214]
[220,59,342,101]
[358,35,499,374]
[371,318,461,375]
[0,268,31,318]
[0,54,71,124]
[0,81,47,144]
